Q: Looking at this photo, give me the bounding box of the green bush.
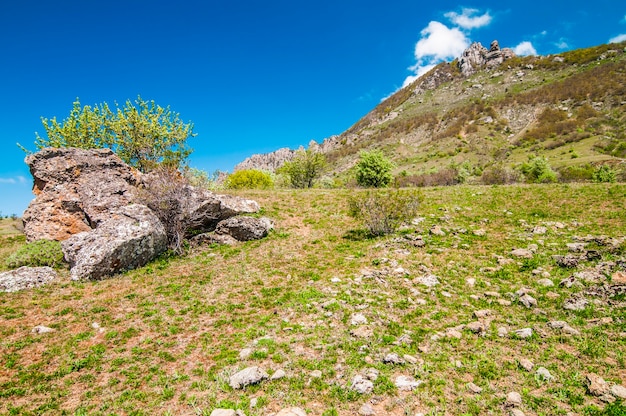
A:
[592,165,616,183]
[278,149,326,188]
[226,169,273,189]
[6,240,65,268]
[355,150,394,188]
[348,189,421,236]
[520,156,558,183]
[480,165,521,185]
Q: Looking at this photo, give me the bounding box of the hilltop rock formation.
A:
[459,40,515,76]
[22,147,266,280]
[233,147,296,172]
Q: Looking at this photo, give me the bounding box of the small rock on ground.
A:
[229,366,268,389]
[467,382,482,394]
[395,375,423,391]
[587,373,610,396]
[506,391,523,407]
[275,408,307,416]
[32,325,56,334]
[271,369,286,380]
[359,403,375,416]
[513,328,533,339]
[351,375,374,394]
[536,367,554,381]
[518,358,534,372]
[611,384,626,399]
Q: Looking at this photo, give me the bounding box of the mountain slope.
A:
[236,41,626,183]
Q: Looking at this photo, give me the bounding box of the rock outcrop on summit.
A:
[459,40,515,76]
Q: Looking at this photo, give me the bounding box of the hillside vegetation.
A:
[1,184,625,415]
[304,41,626,185]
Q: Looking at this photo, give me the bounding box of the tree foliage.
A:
[355,150,394,188]
[278,149,326,188]
[226,169,274,189]
[33,96,195,172]
[520,156,558,183]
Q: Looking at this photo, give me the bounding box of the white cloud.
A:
[0,176,27,185]
[609,33,626,43]
[513,41,537,56]
[444,8,492,30]
[555,38,569,50]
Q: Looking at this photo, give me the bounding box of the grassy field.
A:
[1,184,625,415]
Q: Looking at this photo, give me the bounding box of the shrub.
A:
[355,150,394,188]
[348,189,421,236]
[520,156,558,183]
[138,166,193,254]
[480,165,521,185]
[592,165,616,183]
[6,240,65,268]
[558,164,594,182]
[278,149,327,188]
[226,169,273,189]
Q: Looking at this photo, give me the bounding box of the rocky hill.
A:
[237,40,626,182]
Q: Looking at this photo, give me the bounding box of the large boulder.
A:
[0,266,57,292]
[23,147,140,241]
[22,147,266,280]
[61,204,167,280]
[215,216,273,241]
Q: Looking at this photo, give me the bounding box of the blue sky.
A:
[1,0,624,215]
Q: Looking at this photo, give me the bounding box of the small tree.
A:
[226,169,274,189]
[520,156,557,183]
[348,189,421,236]
[592,165,616,183]
[32,96,195,172]
[278,149,326,188]
[355,150,394,188]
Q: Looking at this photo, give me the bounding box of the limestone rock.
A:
[229,366,268,389]
[0,266,57,292]
[395,375,423,391]
[458,40,516,76]
[351,375,374,394]
[32,325,56,334]
[587,373,610,396]
[23,147,140,241]
[233,147,297,173]
[536,367,554,381]
[61,204,167,280]
[275,408,306,416]
[215,216,272,241]
[506,391,523,407]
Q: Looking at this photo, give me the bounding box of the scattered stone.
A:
[239,348,252,360]
[466,278,476,286]
[351,375,374,394]
[0,266,57,292]
[275,408,306,416]
[519,294,537,308]
[484,291,500,298]
[497,327,508,337]
[446,329,463,339]
[506,391,523,407]
[210,410,237,416]
[382,353,405,365]
[509,410,526,416]
[466,321,486,334]
[548,321,580,335]
[567,243,586,252]
[532,226,547,235]
[350,326,374,339]
[417,274,440,287]
[395,375,423,391]
[467,382,482,394]
[518,358,534,372]
[536,278,554,287]
[403,354,418,364]
[229,366,269,389]
[587,373,610,397]
[563,297,588,311]
[560,276,578,288]
[473,309,491,319]
[513,328,533,339]
[613,271,626,284]
[473,229,486,236]
[351,313,368,325]
[310,370,322,378]
[364,368,379,381]
[611,384,626,399]
[555,255,579,268]
[358,403,375,416]
[271,369,286,380]
[497,299,512,306]
[32,325,55,334]
[536,367,554,381]
[430,225,446,236]
[511,248,533,258]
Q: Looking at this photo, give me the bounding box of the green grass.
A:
[0,184,625,415]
